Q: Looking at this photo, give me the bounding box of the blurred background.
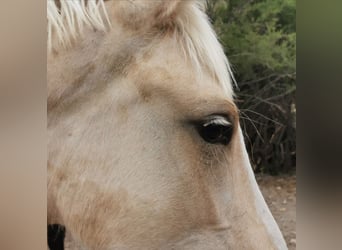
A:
[4,1,342,249]
[206,0,296,248]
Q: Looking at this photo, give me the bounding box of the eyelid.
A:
[203,115,232,127]
[184,101,238,125]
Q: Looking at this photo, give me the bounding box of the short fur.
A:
[47,1,287,249]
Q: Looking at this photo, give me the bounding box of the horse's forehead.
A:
[125,39,228,102]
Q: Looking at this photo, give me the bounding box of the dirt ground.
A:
[256,174,296,250]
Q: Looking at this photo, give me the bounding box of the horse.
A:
[47,0,288,249]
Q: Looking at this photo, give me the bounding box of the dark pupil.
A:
[198,123,233,145]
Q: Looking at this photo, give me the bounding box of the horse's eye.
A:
[196,115,233,145]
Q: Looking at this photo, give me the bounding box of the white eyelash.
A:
[203,116,231,127]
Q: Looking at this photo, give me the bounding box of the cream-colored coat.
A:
[48,1,287,249]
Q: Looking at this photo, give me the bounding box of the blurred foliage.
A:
[207,0,296,174]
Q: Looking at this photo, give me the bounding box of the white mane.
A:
[47,0,235,96]
[175,1,236,95]
[47,0,110,51]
